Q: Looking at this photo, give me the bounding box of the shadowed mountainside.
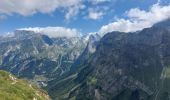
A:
[47,19,170,100]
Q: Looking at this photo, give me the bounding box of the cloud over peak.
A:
[99,3,170,36]
[18,27,81,38]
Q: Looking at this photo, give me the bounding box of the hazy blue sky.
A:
[0,0,170,36]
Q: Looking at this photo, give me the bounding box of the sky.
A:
[0,0,170,37]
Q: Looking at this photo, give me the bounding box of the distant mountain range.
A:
[1,19,170,100]
[0,30,100,87]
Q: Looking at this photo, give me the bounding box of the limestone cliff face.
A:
[48,19,170,100]
[74,20,170,100]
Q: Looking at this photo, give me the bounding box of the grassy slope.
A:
[0,70,50,100]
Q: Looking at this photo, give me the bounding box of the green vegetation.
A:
[0,70,50,100]
[164,67,170,78]
[47,73,77,99]
[87,76,97,85]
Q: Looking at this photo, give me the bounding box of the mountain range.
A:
[0,30,101,87]
[1,19,170,100]
[45,19,170,100]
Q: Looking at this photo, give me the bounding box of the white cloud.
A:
[87,8,105,20]
[99,3,170,36]
[65,4,85,21]
[89,0,111,5]
[0,0,111,21]
[0,0,84,20]
[88,11,104,20]
[18,27,81,38]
